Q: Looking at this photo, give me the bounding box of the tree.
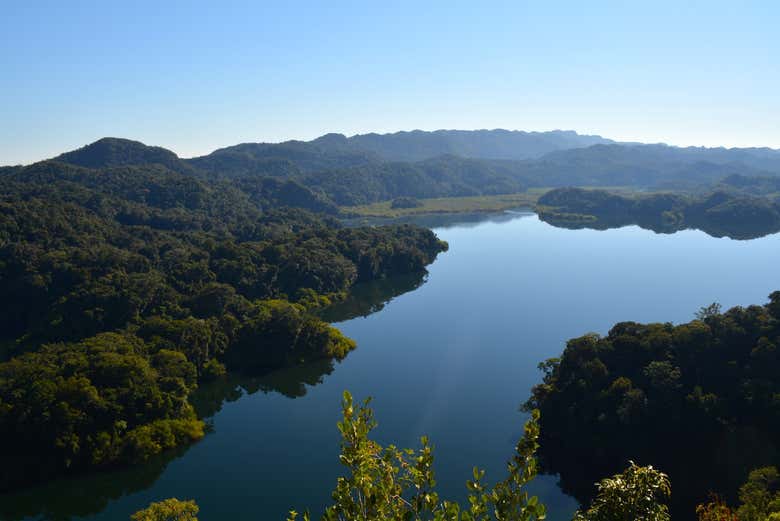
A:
[288,391,547,521]
[573,462,671,521]
[695,302,722,321]
[695,495,738,521]
[695,467,780,521]
[736,467,780,521]
[130,498,199,521]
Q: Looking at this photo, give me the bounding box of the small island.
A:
[536,187,780,239]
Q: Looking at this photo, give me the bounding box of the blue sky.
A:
[1,0,778,164]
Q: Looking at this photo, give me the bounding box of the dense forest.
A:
[537,187,780,239]
[526,295,780,518]
[0,153,447,492]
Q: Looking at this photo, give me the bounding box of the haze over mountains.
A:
[3,129,780,208]
[330,129,616,161]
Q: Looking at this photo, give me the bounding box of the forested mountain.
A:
[187,129,613,173]
[54,137,197,175]
[44,137,535,205]
[30,133,780,209]
[298,155,529,205]
[0,166,21,176]
[543,143,780,172]
[186,136,780,202]
[188,136,380,178]
[345,128,614,161]
[0,157,447,491]
[644,144,780,172]
[535,144,780,189]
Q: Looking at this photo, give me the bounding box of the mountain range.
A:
[3,129,780,209]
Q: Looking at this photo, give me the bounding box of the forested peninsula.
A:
[526,295,780,518]
[537,187,780,239]
[0,148,447,491]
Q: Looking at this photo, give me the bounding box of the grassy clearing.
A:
[344,190,549,218]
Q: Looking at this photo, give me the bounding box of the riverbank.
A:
[340,187,653,219]
[342,190,549,218]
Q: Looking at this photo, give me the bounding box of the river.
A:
[3,211,779,521]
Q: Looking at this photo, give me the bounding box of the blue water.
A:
[4,212,779,521]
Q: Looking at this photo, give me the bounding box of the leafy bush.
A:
[130,498,199,521]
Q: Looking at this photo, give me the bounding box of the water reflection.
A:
[0,271,432,521]
[537,424,780,520]
[341,209,534,230]
[347,207,780,239]
[192,357,338,416]
[0,447,188,521]
[539,213,780,240]
[319,271,428,323]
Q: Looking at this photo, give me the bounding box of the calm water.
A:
[3,212,780,521]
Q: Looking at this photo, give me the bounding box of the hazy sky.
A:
[1,0,778,164]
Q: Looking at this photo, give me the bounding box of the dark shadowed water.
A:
[3,212,779,521]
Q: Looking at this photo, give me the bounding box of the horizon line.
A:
[4,128,780,167]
